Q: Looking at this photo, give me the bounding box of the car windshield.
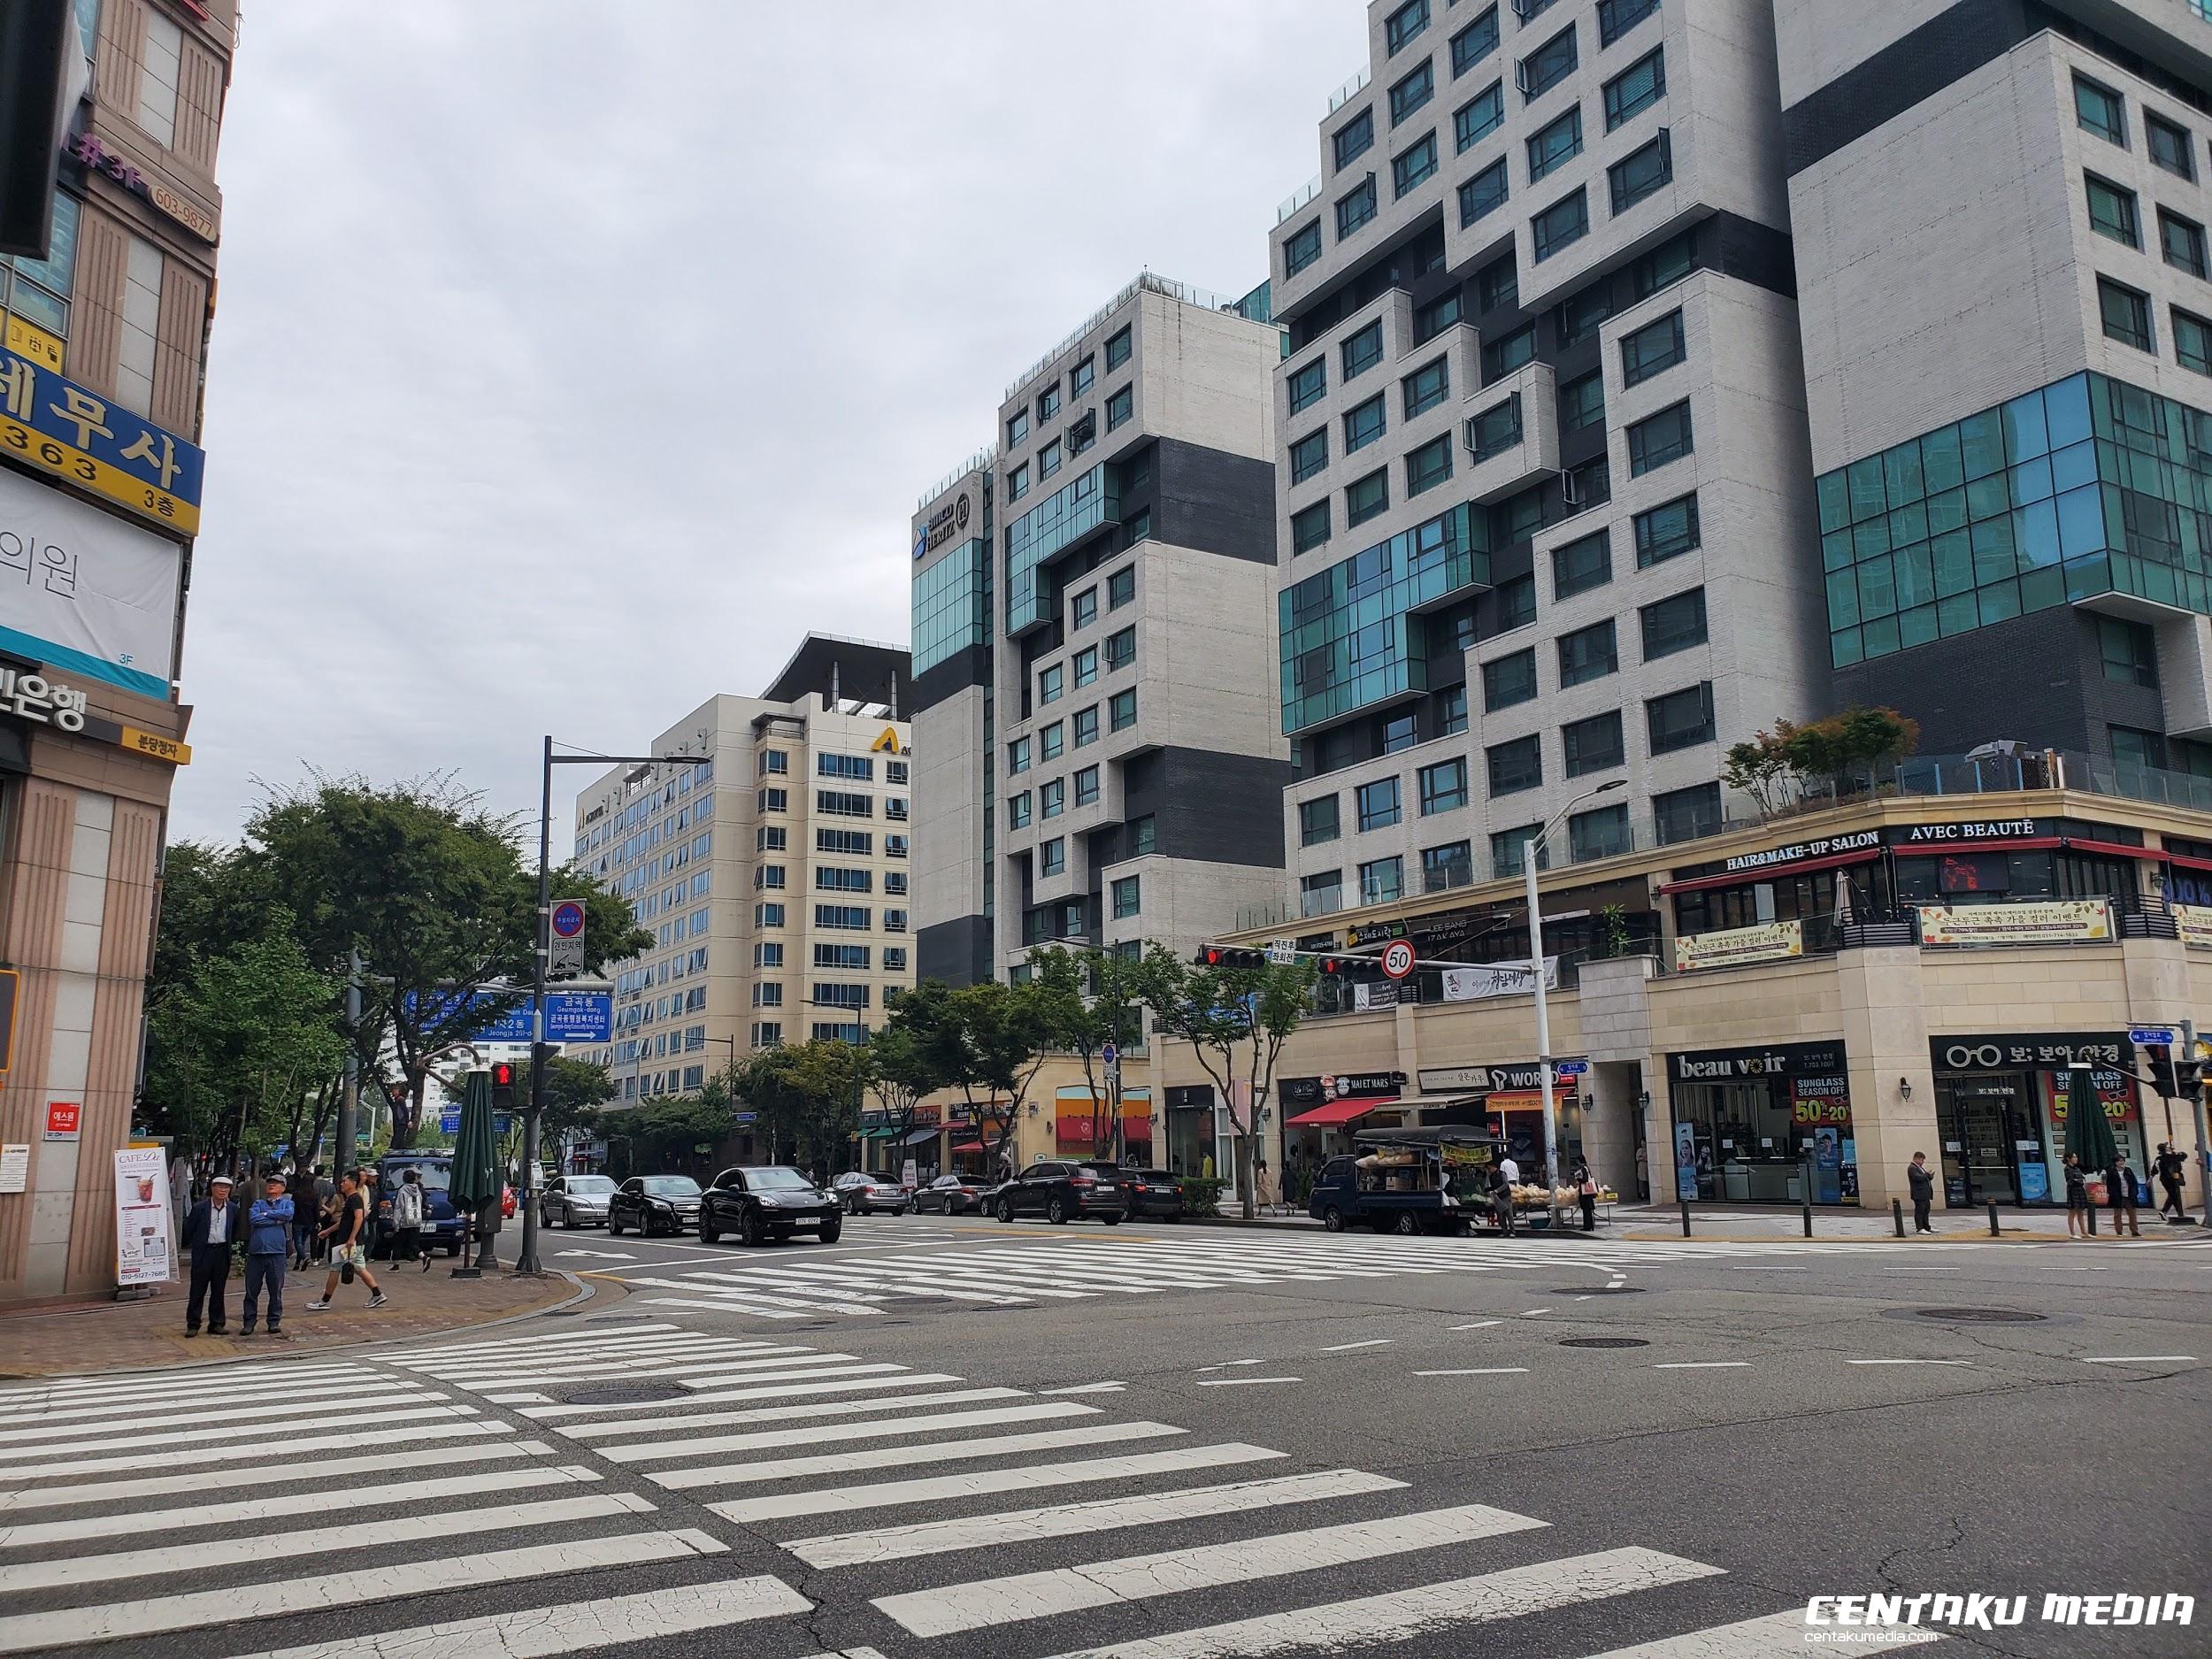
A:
[1078,1164,1123,1179]
[565,1177,616,1194]
[1135,1170,1175,1181]
[750,1168,815,1191]
[640,1177,700,1196]
[396,1163,450,1191]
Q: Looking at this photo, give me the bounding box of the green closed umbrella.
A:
[450,1069,500,1272]
[2062,1064,2119,1178]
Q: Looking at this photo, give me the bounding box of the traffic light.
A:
[490,1061,517,1110]
[2151,1045,2178,1099]
[1319,954,1385,982]
[1197,946,1267,969]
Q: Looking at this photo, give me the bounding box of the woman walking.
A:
[2063,1152,2090,1239]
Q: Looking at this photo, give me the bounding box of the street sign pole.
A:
[519,733,552,1277]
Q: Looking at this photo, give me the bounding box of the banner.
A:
[2176,903,2212,949]
[1440,957,1558,1002]
[1673,919,1802,973]
[0,466,182,698]
[111,1145,173,1287]
[1917,899,2110,947]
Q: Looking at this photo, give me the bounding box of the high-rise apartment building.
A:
[1784,0,2212,779]
[2,1,232,1301]
[574,638,914,1106]
[912,273,1290,982]
[1267,0,1827,923]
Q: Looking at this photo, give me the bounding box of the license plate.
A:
[1095,1186,1118,1193]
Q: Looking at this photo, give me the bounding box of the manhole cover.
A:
[1560,1337,1650,1348]
[556,1384,688,1405]
[1551,1286,1644,1294]
[1914,1307,2046,1325]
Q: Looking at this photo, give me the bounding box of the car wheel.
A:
[1322,1206,1345,1233]
[443,1242,461,1257]
[1048,1197,1070,1225]
[1394,1211,1421,1236]
[700,1217,720,1245]
[741,1210,766,1248]
[1103,1213,1122,1225]
[821,1216,842,1244]
[608,1214,624,1235]
[997,1197,1015,1224]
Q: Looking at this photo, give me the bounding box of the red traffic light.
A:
[490,1062,515,1087]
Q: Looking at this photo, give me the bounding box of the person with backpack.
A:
[390,1168,426,1265]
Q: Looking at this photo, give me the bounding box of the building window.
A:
[1289,357,1327,413]
[1469,396,1522,462]
[1347,469,1390,526]
[1111,876,1141,918]
[1285,219,1323,277]
[1108,565,1136,609]
[884,948,909,973]
[1008,791,1032,828]
[2147,111,2195,180]
[755,941,785,968]
[1527,107,1582,182]
[1496,571,1538,627]
[1356,776,1402,831]
[751,1021,782,1048]
[1110,688,1137,730]
[1557,618,1617,686]
[1632,231,1695,299]
[1105,385,1134,431]
[1563,710,1624,777]
[886,910,908,933]
[1073,705,1100,747]
[1568,803,1631,862]
[1385,0,1430,56]
[1039,439,1063,480]
[2099,276,2154,352]
[1392,131,1439,197]
[817,789,872,818]
[1345,394,1387,454]
[1008,737,1031,775]
[818,753,874,780]
[2177,306,2212,375]
[2111,725,2168,771]
[1301,870,1345,918]
[1482,648,1537,710]
[1130,815,1156,855]
[1646,681,1716,753]
[1039,664,1064,704]
[1301,795,1341,846]
[1558,368,1604,433]
[1071,355,1094,396]
[1334,107,1375,170]
[1337,177,1379,239]
[1071,587,1098,631]
[1074,765,1100,806]
[1038,384,1060,422]
[1293,500,1333,554]
[1459,157,1509,226]
[1039,837,1065,876]
[2074,73,2125,147]
[1627,400,1694,474]
[1453,7,1499,77]
[1342,320,1385,380]
[1406,433,1455,495]
[1653,781,1724,845]
[1008,410,1030,447]
[756,826,786,853]
[1040,721,1064,761]
[1391,61,1434,126]
[1598,0,1660,47]
[1609,131,1672,214]
[1360,856,1406,906]
[1476,254,1517,315]
[1106,326,1133,369]
[1041,779,1065,818]
[2162,208,2208,277]
[1518,25,1577,103]
[757,749,788,776]
[1007,462,1030,503]
[1603,46,1664,130]
[1105,625,1136,670]
[1640,587,1708,659]
[1402,357,1449,419]
[752,983,784,1009]
[1633,493,1700,566]
[2085,174,2140,247]
[2099,616,2158,686]
[1417,757,1468,815]
[755,902,785,927]
[1551,530,1610,599]
[757,787,787,813]
[1481,320,1535,382]
[114,235,162,417]
[1073,645,1099,687]
[1531,188,1589,262]
[1620,309,1686,388]
[1413,288,1463,343]
[1421,841,1473,892]
[1487,734,1543,795]
[1490,824,1542,878]
[813,943,872,972]
[1439,683,1469,735]
[136,8,182,147]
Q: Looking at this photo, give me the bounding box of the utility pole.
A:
[2189,1018,2209,1225]
[335,947,362,1171]
[520,735,553,1277]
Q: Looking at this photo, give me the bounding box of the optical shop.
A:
[1666,1041,1858,1205]
[1927,1033,2143,1208]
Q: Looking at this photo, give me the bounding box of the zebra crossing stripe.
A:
[394,1322,684,1360]
[0,1528,731,1655]
[0,1362,374,1403]
[2,1385,438,1442]
[222,1578,813,1659]
[518,1368,947,1417]
[1577,1608,1942,1655]
[396,1333,758,1368]
[0,1418,517,1494]
[653,1420,1187,1493]
[0,1433,544,1515]
[636,1297,809,1318]
[554,1386,1026,1440]
[709,1442,1285,1525]
[873,1501,1548,1637]
[0,1402,475,1475]
[411,1342,811,1379]
[1023,1546,1726,1659]
[595,1401,1098,1464]
[0,1491,656,1593]
[787,1468,1409,1568]
[0,1371,380,1424]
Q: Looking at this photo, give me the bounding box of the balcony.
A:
[1460,361,1558,504]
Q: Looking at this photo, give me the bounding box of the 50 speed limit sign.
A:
[1380,940,1417,979]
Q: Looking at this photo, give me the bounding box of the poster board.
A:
[112,1145,173,1287]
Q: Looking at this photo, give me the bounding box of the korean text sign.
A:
[0,467,181,698]
[0,343,204,534]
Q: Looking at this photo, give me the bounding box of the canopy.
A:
[449,1070,499,1212]
[950,1141,986,1154]
[1353,1125,1504,1149]
[1287,1097,1394,1128]
[902,1125,941,1145]
[2062,1064,2119,1172]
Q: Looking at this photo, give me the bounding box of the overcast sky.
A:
[171,0,1362,848]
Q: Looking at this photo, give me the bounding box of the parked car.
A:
[368,1155,465,1258]
[914,1173,990,1215]
[993,1159,1126,1225]
[832,1171,912,1215]
[608,1174,703,1236]
[1121,1167,1186,1220]
[540,1172,617,1229]
[700,1165,842,1247]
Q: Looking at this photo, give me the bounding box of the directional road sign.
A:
[2128,1026,2178,1048]
[1554,1058,1589,1078]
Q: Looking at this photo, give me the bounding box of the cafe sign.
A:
[1673,919,1803,972]
[1917,898,2109,947]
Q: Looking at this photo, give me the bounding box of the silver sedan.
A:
[541,1173,618,1228]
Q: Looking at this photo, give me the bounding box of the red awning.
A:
[1892,836,2062,856]
[949,1141,986,1154]
[2063,837,2162,861]
[2166,850,2212,872]
[1658,847,1880,895]
[1287,1097,1394,1127]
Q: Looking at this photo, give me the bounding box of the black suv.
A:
[993,1160,1126,1225]
[700,1165,842,1247]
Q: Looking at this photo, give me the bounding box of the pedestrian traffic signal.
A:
[490,1061,517,1110]
[1196,946,1266,969]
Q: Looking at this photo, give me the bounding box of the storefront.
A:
[1667,1041,1859,1204]
[1163,1085,1214,1177]
[1052,1087,1153,1162]
[1929,1033,2143,1208]
[1282,1072,1408,1164]
[1415,1064,1578,1173]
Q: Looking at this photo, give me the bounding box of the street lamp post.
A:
[1524,779,1626,1230]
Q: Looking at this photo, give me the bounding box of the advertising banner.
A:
[1673,919,1803,972]
[1440,957,1559,1002]
[1917,899,2111,947]
[2175,903,2212,949]
[0,466,180,698]
[0,342,205,534]
[111,1145,173,1287]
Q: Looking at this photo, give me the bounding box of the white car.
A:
[831,1171,913,1215]
[540,1173,618,1228]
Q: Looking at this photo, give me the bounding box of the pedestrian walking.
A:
[1486,1160,1516,1236]
[181,1173,242,1335]
[289,1162,319,1268]
[2108,1152,2143,1238]
[307,1171,386,1311]
[2063,1152,2091,1239]
[1571,1156,1598,1232]
[2153,1141,2189,1224]
[1907,1151,1936,1233]
[390,1167,426,1266]
[241,1172,292,1335]
[357,1166,383,1258]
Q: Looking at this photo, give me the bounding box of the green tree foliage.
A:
[1726,707,1922,818]
[731,1040,866,1170]
[540,1056,617,1144]
[1029,946,1147,1159]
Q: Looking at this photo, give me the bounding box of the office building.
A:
[2,0,232,1301]
[911,273,1291,985]
[573,637,913,1105]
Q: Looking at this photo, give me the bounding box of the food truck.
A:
[1306,1126,1505,1235]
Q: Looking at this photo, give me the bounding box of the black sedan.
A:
[914,1173,990,1215]
[607,1174,702,1236]
[1122,1168,1186,1219]
[700,1165,842,1247]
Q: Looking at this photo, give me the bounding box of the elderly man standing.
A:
[241,1171,293,1336]
[180,1173,242,1335]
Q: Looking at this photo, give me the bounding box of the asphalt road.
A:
[2,1217,2206,1659]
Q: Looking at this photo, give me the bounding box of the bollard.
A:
[1802,1195,1814,1238]
[1892,1197,1906,1238]
[1679,1197,1692,1238]
[1801,1156,1814,1238]
[2087,1202,2098,1237]
[1987,1202,2001,1238]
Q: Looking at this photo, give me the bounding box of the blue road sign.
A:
[2128,1026,2177,1047]
[410,990,614,1044]
[439,1111,460,1134]
[1554,1058,1589,1077]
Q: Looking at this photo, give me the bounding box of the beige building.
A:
[1,0,233,1302]
[573,639,915,1111]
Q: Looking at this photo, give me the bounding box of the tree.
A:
[1140,947,1317,1220]
[1029,946,1147,1161]
[863,1018,944,1159]
[733,1041,866,1169]
[1722,725,1799,818]
[540,1056,617,1148]
[951,979,1056,1176]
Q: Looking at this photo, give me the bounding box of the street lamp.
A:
[1524,778,1626,1229]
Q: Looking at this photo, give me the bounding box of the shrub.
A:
[1175,1176,1227,1218]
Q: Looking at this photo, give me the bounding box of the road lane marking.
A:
[1521,1308,1553,1316]
[2080,1355,2197,1363]
[1847,1359,1971,1366]
[653,1421,1187,1492]
[1319,1340,1393,1352]
[1578,1607,1942,1655]
[0,1435,547,1514]
[1041,1383,1126,1394]
[554,1387,1025,1440]
[1653,1363,1750,1371]
[1195,1377,1301,1387]
[595,1401,1097,1463]
[1415,1368,1529,1377]
[1452,1320,1503,1331]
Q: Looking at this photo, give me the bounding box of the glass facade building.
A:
[1820,372,2212,668]
[910,535,991,675]
[1005,465,1118,636]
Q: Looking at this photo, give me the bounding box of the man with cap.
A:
[241,1171,294,1335]
[180,1173,242,1335]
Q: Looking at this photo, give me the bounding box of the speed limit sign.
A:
[1380,940,1417,979]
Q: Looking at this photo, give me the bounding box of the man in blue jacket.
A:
[242,1171,293,1335]
[180,1172,242,1335]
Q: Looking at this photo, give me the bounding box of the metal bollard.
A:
[1679,1197,1692,1237]
[1987,1202,2001,1238]
[1892,1197,1906,1238]
[2087,1202,2098,1236]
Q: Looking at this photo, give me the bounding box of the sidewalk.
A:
[0,1256,601,1379]
[1194,1200,2202,1243]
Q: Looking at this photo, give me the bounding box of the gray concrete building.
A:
[1262,0,1832,933]
[911,273,1290,983]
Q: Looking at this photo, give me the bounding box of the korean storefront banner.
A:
[1673,918,1802,972]
[0,467,180,698]
[0,342,204,533]
[111,1145,173,1288]
[1917,898,2111,947]
[2175,903,2212,949]
[1440,957,1559,1002]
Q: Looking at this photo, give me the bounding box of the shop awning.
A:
[1287,1097,1394,1127]
[2063,836,2162,861]
[856,1127,897,1141]
[2165,849,2212,872]
[1658,847,1879,895]
[1892,836,2061,856]
[902,1126,941,1145]
[950,1141,986,1154]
